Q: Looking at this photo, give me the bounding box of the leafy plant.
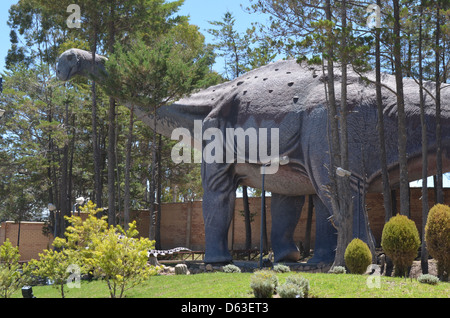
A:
[0,239,28,298]
[273,264,290,273]
[276,282,304,298]
[381,215,420,277]
[285,274,310,298]
[250,270,278,298]
[27,249,78,298]
[417,274,439,285]
[54,201,160,298]
[425,204,450,281]
[329,266,347,274]
[223,264,241,273]
[344,238,372,274]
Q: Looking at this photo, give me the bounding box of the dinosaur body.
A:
[57,49,450,264]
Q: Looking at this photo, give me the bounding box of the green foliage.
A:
[0,239,28,298]
[285,274,310,298]
[223,264,241,273]
[105,22,215,108]
[27,249,78,298]
[276,282,304,298]
[0,239,20,266]
[273,264,290,273]
[250,270,278,298]
[425,204,450,281]
[54,201,160,298]
[417,274,440,285]
[381,215,421,277]
[344,238,372,275]
[329,266,347,274]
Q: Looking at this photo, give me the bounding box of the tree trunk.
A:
[418,2,429,274]
[393,0,410,217]
[107,2,117,226]
[376,0,392,223]
[124,106,134,230]
[435,4,444,204]
[107,96,117,226]
[91,27,102,209]
[155,134,162,249]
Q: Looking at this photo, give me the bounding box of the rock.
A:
[175,264,189,275]
[205,264,213,272]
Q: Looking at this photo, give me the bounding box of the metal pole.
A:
[259,165,266,269]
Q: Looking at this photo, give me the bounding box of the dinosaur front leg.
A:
[308,195,337,264]
[270,194,304,262]
[202,162,236,264]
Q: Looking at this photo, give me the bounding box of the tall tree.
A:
[393,0,410,217]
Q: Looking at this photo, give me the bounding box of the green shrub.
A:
[223,264,241,273]
[381,215,420,277]
[285,274,309,298]
[276,283,304,298]
[273,264,290,273]
[417,274,439,285]
[0,239,29,298]
[425,204,450,281]
[250,270,278,298]
[344,238,372,274]
[329,266,346,274]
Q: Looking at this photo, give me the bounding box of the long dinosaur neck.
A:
[68,49,210,145]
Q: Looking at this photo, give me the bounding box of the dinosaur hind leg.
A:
[270,194,305,262]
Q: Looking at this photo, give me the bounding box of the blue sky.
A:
[0,0,267,74]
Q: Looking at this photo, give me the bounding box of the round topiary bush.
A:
[344,238,372,274]
[381,214,420,277]
[425,204,450,281]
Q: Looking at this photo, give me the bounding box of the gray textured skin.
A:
[57,49,450,264]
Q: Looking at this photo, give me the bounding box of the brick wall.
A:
[1,188,449,261]
[0,221,53,262]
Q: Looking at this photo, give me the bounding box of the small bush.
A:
[329,266,346,274]
[417,274,439,285]
[273,264,290,273]
[276,283,304,298]
[250,270,278,298]
[381,215,420,277]
[223,264,241,273]
[344,238,372,274]
[425,204,450,281]
[285,274,309,298]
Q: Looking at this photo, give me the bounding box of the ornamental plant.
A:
[344,238,372,274]
[425,204,450,281]
[250,270,278,298]
[28,249,78,298]
[0,239,28,298]
[55,201,160,298]
[381,215,420,277]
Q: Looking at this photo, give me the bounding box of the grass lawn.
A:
[12,272,450,298]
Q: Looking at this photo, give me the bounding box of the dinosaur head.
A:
[57,48,108,82]
[56,49,81,81]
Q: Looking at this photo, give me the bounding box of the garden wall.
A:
[1,188,449,261]
[0,221,53,262]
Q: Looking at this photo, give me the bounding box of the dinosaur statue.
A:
[57,48,450,264]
